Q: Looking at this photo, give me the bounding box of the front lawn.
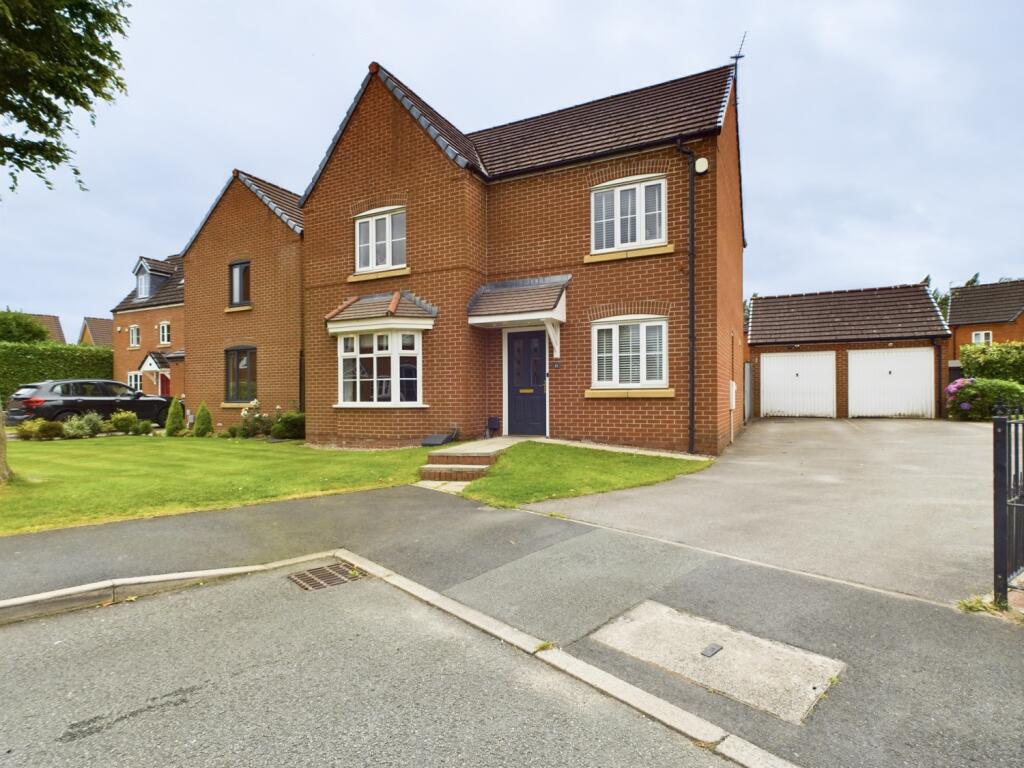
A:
[0,438,430,536]
[462,441,710,508]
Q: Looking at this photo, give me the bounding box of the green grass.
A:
[462,441,711,508]
[0,437,430,536]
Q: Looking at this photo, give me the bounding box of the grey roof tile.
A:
[468,275,571,316]
[948,280,1024,325]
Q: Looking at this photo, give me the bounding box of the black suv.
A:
[4,380,171,426]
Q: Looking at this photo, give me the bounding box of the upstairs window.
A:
[136,272,151,299]
[225,347,256,402]
[229,261,251,306]
[159,321,171,345]
[972,330,993,345]
[128,325,140,348]
[355,208,406,272]
[591,176,666,253]
[591,316,668,388]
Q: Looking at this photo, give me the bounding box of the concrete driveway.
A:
[530,419,992,603]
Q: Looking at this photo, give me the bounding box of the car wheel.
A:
[54,411,76,422]
[155,407,169,427]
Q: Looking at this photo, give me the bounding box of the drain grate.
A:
[288,561,368,591]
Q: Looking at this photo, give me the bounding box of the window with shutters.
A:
[591,176,666,253]
[591,316,668,388]
[354,207,407,273]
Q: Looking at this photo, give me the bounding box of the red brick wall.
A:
[949,316,1024,360]
[183,177,303,428]
[299,72,746,454]
[750,339,944,418]
[112,304,185,396]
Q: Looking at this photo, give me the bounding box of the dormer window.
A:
[136,272,151,299]
[591,175,666,254]
[355,207,406,272]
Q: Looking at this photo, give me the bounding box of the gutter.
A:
[675,137,698,454]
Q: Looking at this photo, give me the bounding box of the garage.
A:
[747,284,950,419]
[760,351,836,417]
[848,347,935,417]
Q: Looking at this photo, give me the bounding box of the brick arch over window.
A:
[587,160,671,188]
[587,300,672,322]
[349,193,409,217]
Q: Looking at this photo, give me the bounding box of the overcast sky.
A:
[1,0,1020,341]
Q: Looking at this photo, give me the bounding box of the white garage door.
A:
[760,351,836,417]
[848,347,934,418]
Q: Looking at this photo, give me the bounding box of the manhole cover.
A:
[288,561,368,591]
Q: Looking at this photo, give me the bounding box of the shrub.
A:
[271,411,305,440]
[100,419,115,434]
[164,397,185,436]
[109,409,138,434]
[946,377,1024,421]
[36,420,65,440]
[0,310,48,343]
[961,341,1024,385]
[15,418,45,440]
[227,425,239,439]
[62,414,92,439]
[80,411,104,437]
[193,402,213,437]
[0,341,112,404]
[217,430,232,439]
[133,419,153,435]
[239,399,272,438]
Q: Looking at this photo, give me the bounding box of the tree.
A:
[0,309,48,342]
[193,402,212,437]
[922,273,981,320]
[0,0,130,192]
[164,397,185,436]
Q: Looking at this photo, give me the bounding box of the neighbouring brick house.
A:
[946,280,1024,379]
[747,284,950,419]
[111,255,185,398]
[78,316,113,346]
[182,170,304,427]
[299,61,746,454]
[29,314,65,343]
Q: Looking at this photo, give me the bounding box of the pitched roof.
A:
[112,255,184,312]
[80,317,112,346]
[29,314,65,343]
[325,291,438,323]
[468,275,571,316]
[748,284,950,346]
[301,62,736,202]
[139,351,170,369]
[947,280,1024,326]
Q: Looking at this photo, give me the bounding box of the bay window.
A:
[337,330,422,406]
[591,176,666,253]
[355,208,406,272]
[591,317,668,388]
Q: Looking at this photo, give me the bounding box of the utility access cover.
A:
[591,600,844,724]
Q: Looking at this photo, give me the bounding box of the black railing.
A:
[993,404,1024,605]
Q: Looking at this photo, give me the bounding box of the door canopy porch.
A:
[467,274,570,357]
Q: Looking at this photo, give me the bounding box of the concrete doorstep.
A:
[1,546,803,768]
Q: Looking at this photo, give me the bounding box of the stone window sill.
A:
[584,243,674,264]
[225,305,253,313]
[332,402,429,409]
[584,388,675,399]
[347,266,412,283]
[220,402,250,409]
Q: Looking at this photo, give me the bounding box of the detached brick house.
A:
[946,280,1024,375]
[302,62,747,454]
[747,284,950,419]
[111,255,185,397]
[78,316,112,346]
[182,170,304,426]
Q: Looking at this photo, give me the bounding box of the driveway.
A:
[530,419,992,603]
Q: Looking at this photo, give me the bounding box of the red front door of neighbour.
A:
[159,373,171,397]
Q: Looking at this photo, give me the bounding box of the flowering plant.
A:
[946,377,1024,421]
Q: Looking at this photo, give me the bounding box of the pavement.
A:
[531,419,993,604]
[2,481,1022,767]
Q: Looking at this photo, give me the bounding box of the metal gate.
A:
[994,405,1024,604]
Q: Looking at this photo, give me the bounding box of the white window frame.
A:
[353,206,407,274]
[335,329,424,408]
[972,330,993,345]
[590,315,668,389]
[127,372,143,390]
[136,272,150,299]
[590,175,667,254]
[158,321,171,345]
[128,325,140,348]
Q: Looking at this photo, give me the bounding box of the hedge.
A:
[0,341,113,403]
[961,341,1024,385]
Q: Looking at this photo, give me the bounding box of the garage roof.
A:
[748,284,949,345]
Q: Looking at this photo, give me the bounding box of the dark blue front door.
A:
[507,331,546,435]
